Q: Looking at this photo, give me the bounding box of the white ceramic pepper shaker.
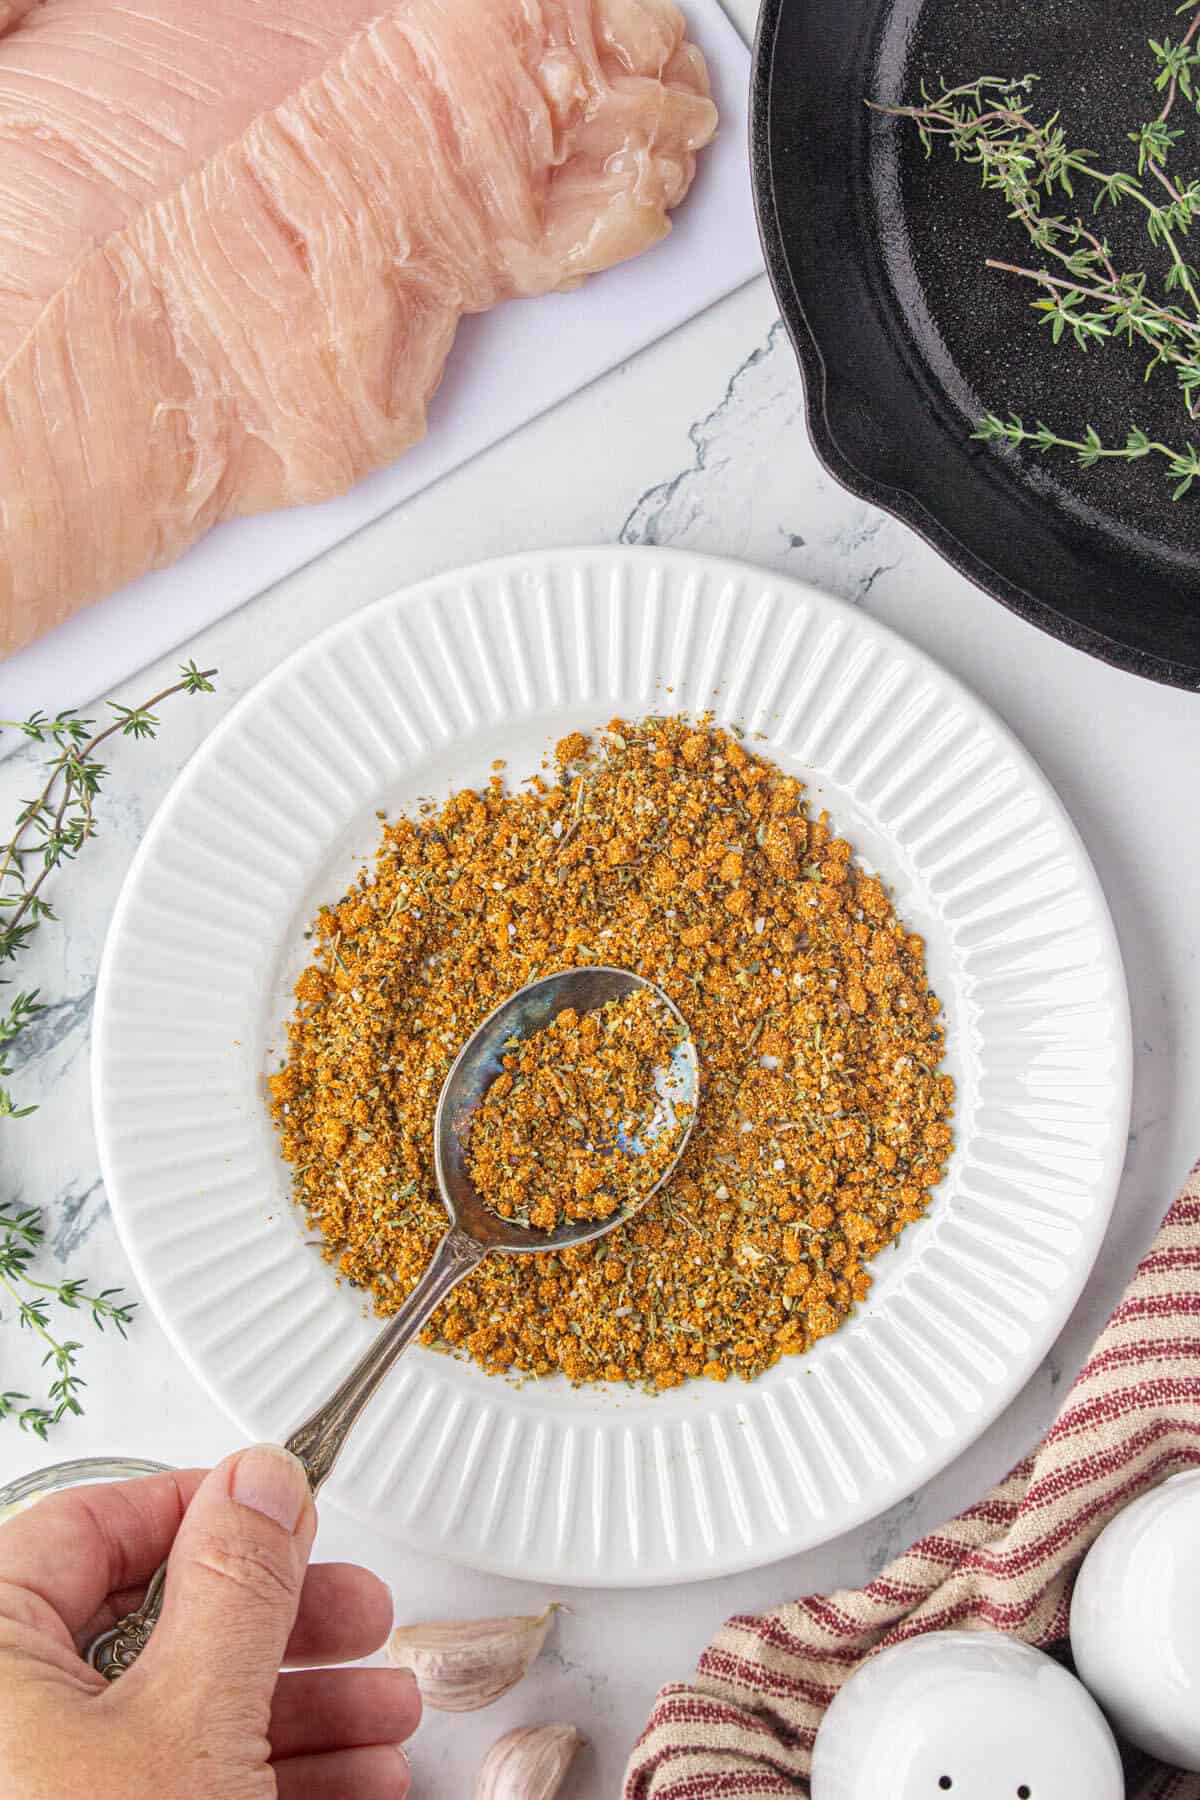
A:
[1071,1467,1200,1771]
[810,1629,1124,1800]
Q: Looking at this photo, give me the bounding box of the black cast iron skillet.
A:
[751,0,1200,688]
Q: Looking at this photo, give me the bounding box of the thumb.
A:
[136,1445,315,1721]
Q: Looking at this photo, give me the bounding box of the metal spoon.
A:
[86,966,698,1678]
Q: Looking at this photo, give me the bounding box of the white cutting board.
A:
[0,0,760,724]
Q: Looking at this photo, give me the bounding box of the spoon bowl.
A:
[434,965,699,1252]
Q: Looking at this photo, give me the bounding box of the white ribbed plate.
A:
[93,548,1130,1585]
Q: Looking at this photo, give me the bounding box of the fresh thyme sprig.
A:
[0,660,217,1435]
[975,413,1200,497]
[0,1204,136,1439]
[871,0,1200,494]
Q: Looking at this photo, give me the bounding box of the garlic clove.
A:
[387,1604,559,1711]
[474,1723,584,1799]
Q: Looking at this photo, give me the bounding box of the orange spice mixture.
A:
[268,716,954,1390]
[465,989,688,1232]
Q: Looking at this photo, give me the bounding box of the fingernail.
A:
[230,1444,309,1533]
[393,1744,410,1789]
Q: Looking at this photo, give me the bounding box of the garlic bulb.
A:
[474,1724,584,1799]
[387,1604,558,1711]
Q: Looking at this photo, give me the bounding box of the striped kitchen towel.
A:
[625,1166,1200,1799]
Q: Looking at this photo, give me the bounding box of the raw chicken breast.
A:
[0,0,716,654]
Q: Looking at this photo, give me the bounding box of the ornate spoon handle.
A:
[85,1561,169,1680]
[85,1228,486,1680]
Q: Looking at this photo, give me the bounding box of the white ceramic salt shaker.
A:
[810,1629,1123,1800]
[1071,1467,1200,1771]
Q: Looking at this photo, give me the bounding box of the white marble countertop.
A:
[2,35,1200,1790]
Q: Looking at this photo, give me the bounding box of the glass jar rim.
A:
[0,1455,171,1510]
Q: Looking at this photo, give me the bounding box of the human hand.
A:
[0,1446,420,1799]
